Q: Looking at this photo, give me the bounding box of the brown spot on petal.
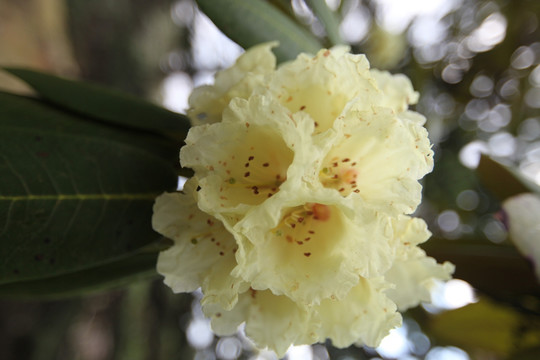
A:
[304,252,311,257]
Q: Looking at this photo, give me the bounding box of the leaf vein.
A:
[1,154,32,196]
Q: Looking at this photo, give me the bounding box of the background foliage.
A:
[1,0,540,359]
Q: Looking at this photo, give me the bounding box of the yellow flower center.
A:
[319,157,360,196]
[216,126,294,207]
[271,203,343,260]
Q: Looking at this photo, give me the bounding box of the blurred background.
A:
[1,0,540,359]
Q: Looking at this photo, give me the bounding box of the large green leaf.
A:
[0,250,158,299]
[196,0,323,63]
[0,92,178,287]
[430,299,540,357]
[3,68,191,141]
[477,155,540,201]
[423,239,540,300]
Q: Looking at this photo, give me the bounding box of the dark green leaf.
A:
[196,0,323,63]
[0,92,178,286]
[430,299,540,357]
[0,251,158,299]
[477,155,540,201]
[508,346,540,360]
[423,239,540,301]
[3,67,190,141]
[305,0,343,46]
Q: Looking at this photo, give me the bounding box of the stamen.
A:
[311,203,330,221]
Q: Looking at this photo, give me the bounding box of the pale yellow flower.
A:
[231,186,396,304]
[384,216,455,310]
[267,47,380,134]
[188,42,277,125]
[180,94,317,228]
[317,107,433,214]
[314,277,401,348]
[203,277,403,354]
[370,69,420,112]
[203,289,315,357]
[153,180,247,310]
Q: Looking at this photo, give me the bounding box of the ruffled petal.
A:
[319,108,433,214]
[188,42,277,125]
[384,216,454,310]
[314,277,402,348]
[385,249,454,311]
[269,48,380,134]
[153,182,245,309]
[370,69,420,111]
[232,187,395,304]
[203,289,316,357]
[391,215,432,257]
[181,95,314,223]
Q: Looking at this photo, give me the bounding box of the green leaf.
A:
[0,251,158,299]
[423,239,540,300]
[2,67,191,141]
[430,299,540,357]
[196,0,323,63]
[305,0,343,46]
[0,92,178,287]
[477,155,540,201]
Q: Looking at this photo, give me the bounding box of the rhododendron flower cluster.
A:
[152,43,454,356]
